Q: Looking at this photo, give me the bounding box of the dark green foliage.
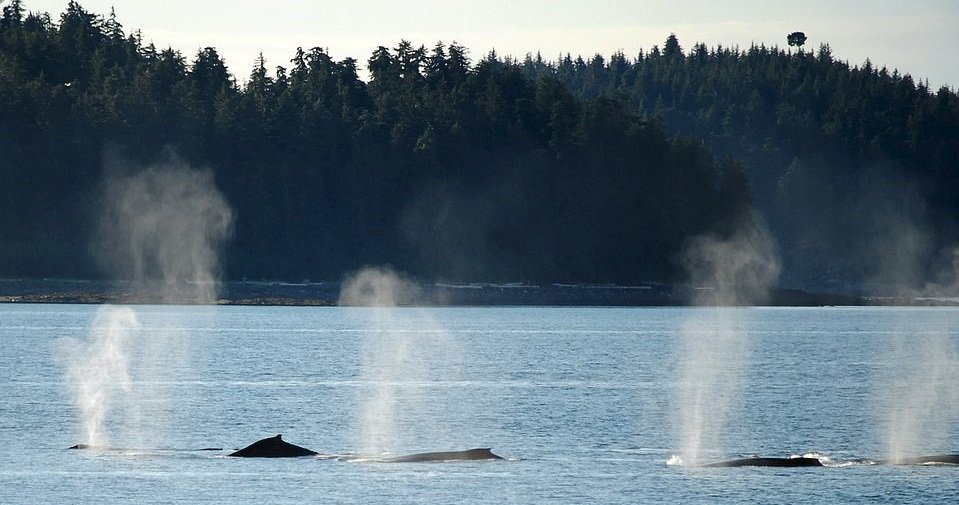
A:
[1,4,745,284]
[5,6,954,290]
[530,35,959,291]
[787,32,807,48]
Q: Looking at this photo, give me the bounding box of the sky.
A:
[20,0,959,89]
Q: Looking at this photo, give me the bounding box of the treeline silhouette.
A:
[520,35,959,290]
[0,1,748,283]
[2,2,957,291]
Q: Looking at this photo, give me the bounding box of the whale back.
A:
[705,456,823,468]
[885,454,959,465]
[229,434,318,458]
[384,448,503,463]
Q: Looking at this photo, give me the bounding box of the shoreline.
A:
[1,279,953,307]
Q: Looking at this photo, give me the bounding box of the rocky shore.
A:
[3,278,950,306]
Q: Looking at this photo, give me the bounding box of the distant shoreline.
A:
[1,278,954,307]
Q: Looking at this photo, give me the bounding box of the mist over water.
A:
[882,322,959,463]
[867,198,959,462]
[681,221,781,307]
[59,306,138,449]
[93,157,233,303]
[338,267,425,307]
[339,267,465,455]
[61,155,232,448]
[673,219,780,466]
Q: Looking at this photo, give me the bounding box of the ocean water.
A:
[1,304,957,503]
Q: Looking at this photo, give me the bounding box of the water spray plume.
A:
[861,188,959,462]
[62,306,139,449]
[339,266,463,455]
[94,158,233,303]
[681,220,780,307]
[340,267,417,453]
[338,267,425,307]
[885,329,959,463]
[63,153,232,449]
[673,216,780,466]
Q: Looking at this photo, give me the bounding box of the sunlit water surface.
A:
[2,305,958,503]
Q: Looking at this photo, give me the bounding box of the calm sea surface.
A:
[1,304,958,503]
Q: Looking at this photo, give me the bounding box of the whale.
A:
[69,436,501,461]
[381,448,503,463]
[881,454,959,465]
[704,456,823,468]
[229,434,318,458]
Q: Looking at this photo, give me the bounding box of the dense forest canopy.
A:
[520,35,959,292]
[2,1,958,295]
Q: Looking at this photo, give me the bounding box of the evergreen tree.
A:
[3,5,954,291]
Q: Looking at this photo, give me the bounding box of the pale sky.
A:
[22,0,959,89]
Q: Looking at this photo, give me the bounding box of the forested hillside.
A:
[2,1,957,293]
[0,1,750,284]
[521,35,959,291]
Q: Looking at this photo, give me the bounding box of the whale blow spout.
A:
[383,448,504,463]
[704,456,823,468]
[229,435,318,458]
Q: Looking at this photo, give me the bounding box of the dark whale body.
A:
[705,456,823,468]
[383,448,503,463]
[882,454,959,465]
[229,435,317,458]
